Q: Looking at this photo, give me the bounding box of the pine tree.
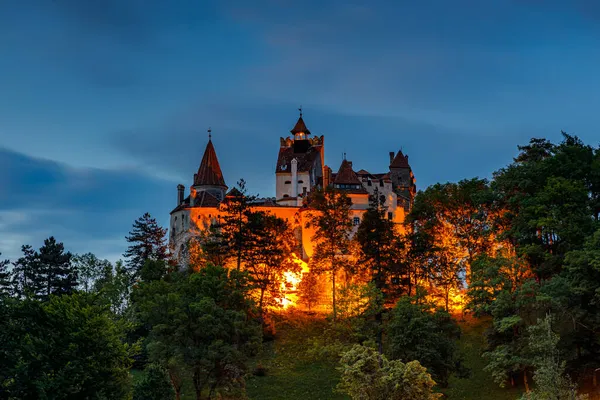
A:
[306,187,353,321]
[11,244,40,298]
[11,238,77,300]
[37,237,77,299]
[0,253,11,298]
[124,213,168,275]
[207,179,257,270]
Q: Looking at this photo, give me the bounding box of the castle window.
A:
[285,180,291,184]
[283,194,289,198]
[388,212,393,220]
[367,180,372,186]
[379,179,384,187]
[353,217,360,226]
[298,180,304,184]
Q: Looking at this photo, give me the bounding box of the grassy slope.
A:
[246,312,349,400]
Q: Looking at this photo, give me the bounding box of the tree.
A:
[0,253,11,298]
[243,210,299,317]
[204,179,257,270]
[520,315,586,400]
[306,187,353,321]
[355,190,403,352]
[355,190,403,297]
[133,363,175,400]
[0,294,137,399]
[337,344,442,400]
[297,271,322,312]
[94,260,132,316]
[11,244,40,298]
[386,297,466,387]
[124,212,168,275]
[72,252,112,293]
[135,265,261,400]
[11,238,77,300]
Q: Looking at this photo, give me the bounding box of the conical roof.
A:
[290,116,311,136]
[193,140,227,187]
[390,150,410,168]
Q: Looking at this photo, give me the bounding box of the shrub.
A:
[133,363,174,400]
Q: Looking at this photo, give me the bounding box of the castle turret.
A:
[192,130,228,203]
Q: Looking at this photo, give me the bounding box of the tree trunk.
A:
[193,369,203,400]
[169,371,182,400]
[259,287,265,322]
[332,269,337,322]
[523,370,529,392]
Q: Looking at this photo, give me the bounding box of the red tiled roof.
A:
[334,159,363,186]
[194,140,227,187]
[356,169,371,175]
[194,191,221,207]
[390,150,410,168]
[290,116,311,135]
[276,145,322,173]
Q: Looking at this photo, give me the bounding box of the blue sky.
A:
[1,0,600,262]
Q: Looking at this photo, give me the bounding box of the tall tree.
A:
[0,253,11,298]
[11,238,77,300]
[297,272,322,312]
[135,265,261,400]
[72,252,112,293]
[204,179,257,270]
[306,187,353,321]
[37,237,77,299]
[11,244,39,298]
[124,212,168,275]
[243,210,299,317]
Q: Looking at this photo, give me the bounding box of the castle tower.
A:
[191,136,228,204]
[388,150,416,212]
[276,111,325,206]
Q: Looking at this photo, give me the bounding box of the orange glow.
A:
[278,254,309,309]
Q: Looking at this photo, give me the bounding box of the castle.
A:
[169,113,416,264]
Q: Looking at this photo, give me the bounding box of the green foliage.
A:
[519,315,587,400]
[140,258,170,282]
[134,265,261,399]
[204,179,257,270]
[132,363,175,400]
[72,252,113,293]
[306,186,353,320]
[0,252,11,298]
[10,237,77,300]
[0,294,136,399]
[386,297,466,387]
[337,344,442,400]
[355,190,404,297]
[124,212,168,275]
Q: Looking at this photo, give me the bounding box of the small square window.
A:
[353,217,360,226]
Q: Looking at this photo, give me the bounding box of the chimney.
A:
[389,152,395,164]
[291,158,298,198]
[177,184,185,205]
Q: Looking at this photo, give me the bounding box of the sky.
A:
[1,0,600,262]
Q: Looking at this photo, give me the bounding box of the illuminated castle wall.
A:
[168,113,416,264]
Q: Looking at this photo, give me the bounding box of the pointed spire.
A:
[194,137,227,187]
[290,107,311,136]
[390,149,410,168]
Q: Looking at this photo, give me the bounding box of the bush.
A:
[133,363,174,400]
[337,344,442,400]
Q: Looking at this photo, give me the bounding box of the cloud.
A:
[0,148,175,262]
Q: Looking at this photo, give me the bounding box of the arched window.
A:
[283,194,290,198]
[285,180,291,184]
